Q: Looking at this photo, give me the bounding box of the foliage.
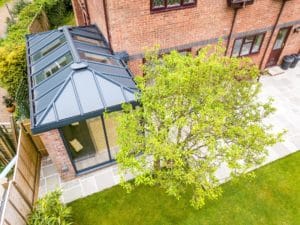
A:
[11,0,30,17]
[2,95,14,107]
[28,190,72,225]
[0,44,27,98]
[116,44,283,209]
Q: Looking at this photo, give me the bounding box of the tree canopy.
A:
[116,45,282,209]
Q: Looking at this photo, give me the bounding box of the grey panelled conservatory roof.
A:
[26,25,138,134]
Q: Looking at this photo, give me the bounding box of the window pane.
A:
[167,0,180,7]
[31,36,66,62]
[273,29,288,50]
[61,118,110,172]
[104,113,120,160]
[240,42,252,56]
[73,35,106,47]
[152,0,164,8]
[232,39,243,57]
[183,0,195,4]
[179,49,191,56]
[33,53,73,85]
[79,51,120,66]
[251,34,263,53]
[244,36,254,44]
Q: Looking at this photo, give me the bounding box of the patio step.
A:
[266,66,285,76]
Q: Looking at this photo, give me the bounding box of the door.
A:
[266,27,291,67]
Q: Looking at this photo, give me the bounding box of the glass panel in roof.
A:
[31,36,66,63]
[96,76,125,106]
[55,81,81,120]
[73,70,104,113]
[33,52,73,86]
[79,51,119,66]
[73,35,106,47]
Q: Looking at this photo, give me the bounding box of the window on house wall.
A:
[151,0,196,12]
[142,48,191,76]
[231,33,265,57]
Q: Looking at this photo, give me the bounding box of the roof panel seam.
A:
[29,41,68,67]
[28,33,65,57]
[70,76,85,115]
[90,69,107,108]
[35,73,74,126]
[27,30,57,47]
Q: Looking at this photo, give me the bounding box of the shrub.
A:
[0,43,26,98]
[28,190,72,225]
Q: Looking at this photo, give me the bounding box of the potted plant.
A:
[2,96,15,113]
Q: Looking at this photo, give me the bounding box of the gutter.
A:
[259,0,287,69]
[103,0,112,49]
[225,8,238,56]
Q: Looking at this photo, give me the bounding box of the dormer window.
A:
[151,0,196,12]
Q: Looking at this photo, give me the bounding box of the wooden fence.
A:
[0,117,18,166]
[0,124,42,225]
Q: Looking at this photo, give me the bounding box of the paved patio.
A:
[39,64,300,203]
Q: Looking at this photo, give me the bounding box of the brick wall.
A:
[71,0,85,26]
[39,129,76,181]
[86,0,109,41]
[76,0,300,73]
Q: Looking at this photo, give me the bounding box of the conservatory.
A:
[26,25,138,176]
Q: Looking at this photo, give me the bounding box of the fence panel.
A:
[0,125,41,225]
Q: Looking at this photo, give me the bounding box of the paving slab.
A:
[95,170,116,191]
[80,176,98,196]
[62,185,83,203]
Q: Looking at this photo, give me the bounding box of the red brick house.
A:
[26,0,300,183]
[72,0,300,75]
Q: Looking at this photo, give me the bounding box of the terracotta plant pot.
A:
[6,105,15,113]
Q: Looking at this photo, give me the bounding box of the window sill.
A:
[150,3,196,14]
[237,51,260,58]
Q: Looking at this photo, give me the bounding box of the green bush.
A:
[28,190,73,225]
[0,44,26,98]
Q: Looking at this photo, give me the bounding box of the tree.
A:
[116,44,283,209]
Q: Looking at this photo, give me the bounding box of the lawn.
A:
[69,151,300,225]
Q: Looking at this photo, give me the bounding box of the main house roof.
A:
[26,25,138,134]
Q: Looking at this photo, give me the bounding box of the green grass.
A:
[69,152,300,225]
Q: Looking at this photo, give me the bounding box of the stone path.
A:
[39,64,300,204]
